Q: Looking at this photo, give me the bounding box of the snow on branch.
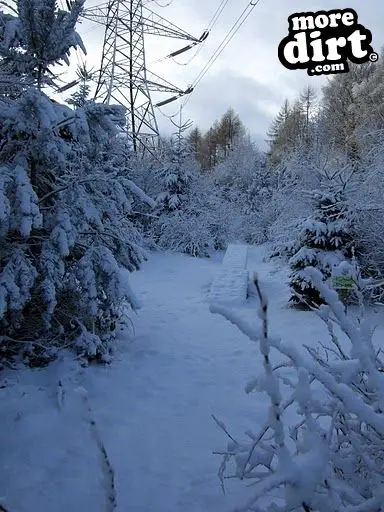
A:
[211,271,384,511]
[122,179,156,209]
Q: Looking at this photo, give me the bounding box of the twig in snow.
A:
[76,387,117,512]
[56,379,65,410]
[212,414,238,446]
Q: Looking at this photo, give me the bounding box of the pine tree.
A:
[156,112,197,212]
[67,62,92,108]
[266,99,290,146]
[0,0,153,365]
[202,124,220,170]
[192,108,246,171]
[0,0,86,90]
[288,190,354,308]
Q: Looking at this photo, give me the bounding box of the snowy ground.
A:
[1,245,384,512]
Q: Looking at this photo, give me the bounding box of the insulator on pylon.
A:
[168,44,196,58]
[155,95,179,107]
[167,30,208,58]
[56,79,80,93]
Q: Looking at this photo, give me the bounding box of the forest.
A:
[1,1,384,511]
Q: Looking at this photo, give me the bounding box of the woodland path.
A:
[0,246,331,512]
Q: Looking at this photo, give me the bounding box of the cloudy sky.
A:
[70,0,384,149]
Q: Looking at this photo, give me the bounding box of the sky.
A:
[65,0,384,149]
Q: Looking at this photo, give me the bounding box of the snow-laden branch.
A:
[211,301,384,436]
[211,268,384,510]
[122,179,155,208]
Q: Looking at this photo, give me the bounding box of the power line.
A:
[192,0,261,90]
[171,45,203,66]
[204,0,232,33]
[172,0,231,66]
[183,0,262,107]
[159,0,261,128]
[207,0,232,32]
[157,105,181,120]
[144,0,173,6]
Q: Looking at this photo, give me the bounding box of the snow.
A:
[2,245,384,511]
[222,243,248,268]
[209,267,249,305]
[209,243,249,305]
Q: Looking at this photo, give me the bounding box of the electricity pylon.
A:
[81,0,207,155]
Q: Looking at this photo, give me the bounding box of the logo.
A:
[278,9,377,76]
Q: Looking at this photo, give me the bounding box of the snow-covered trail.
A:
[0,245,336,512]
[84,249,270,512]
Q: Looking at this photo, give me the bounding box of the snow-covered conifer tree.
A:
[155,173,234,257]
[288,189,355,308]
[214,137,273,243]
[155,113,197,212]
[0,0,154,365]
[67,63,92,108]
[0,0,86,90]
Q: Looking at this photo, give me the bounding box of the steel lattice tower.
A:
[82,0,206,155]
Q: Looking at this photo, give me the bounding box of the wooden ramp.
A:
[209,244,249,305]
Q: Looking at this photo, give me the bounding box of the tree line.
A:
[186,107,247,170]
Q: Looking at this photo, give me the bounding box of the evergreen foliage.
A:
[155,115,197,212]
[0,0,153,365]
[288,190,354,308]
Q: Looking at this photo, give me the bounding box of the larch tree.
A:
[267,99,306,167]
[215,107,246,159]
[300,85,317,144]
[187,126,204,169]
[320,62,374,166]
